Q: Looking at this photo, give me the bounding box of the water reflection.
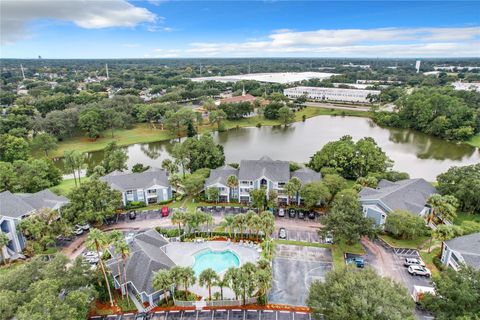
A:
[54,116,480,181]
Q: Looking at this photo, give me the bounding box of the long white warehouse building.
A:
[284,86,381,103]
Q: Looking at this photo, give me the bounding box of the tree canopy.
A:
[307,268,415,320]
[309,135,392,179]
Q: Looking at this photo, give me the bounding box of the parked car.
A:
[308,211,316,220]
[124,232,135,243]
[161,206,169,217]
[298,210,305,219]
[78,222,91,231]
[288,208,296,218]
[74,227,84,236]
[278,228,287,239]
[128,211,137,220]
[408,265,431,277]
[346,257,365,268]
[404,258,425,267]
[324,232,334,244]
[278,208,285,217]
[82,251,98,259]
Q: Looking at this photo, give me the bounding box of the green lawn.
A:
[419,247,442,277]
[47,107,371,158]
[467,133,480,148]
[454,212,480,225]
[49,177,89,196]
[273,239,364,270]
[51,123,174,158]
[379,234,431,250]
[0,261,23,276]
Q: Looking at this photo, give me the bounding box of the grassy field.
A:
[379,234,431,250]
[419,247,442,277]
[454,212,480,224]
[51,123,174,158]
[49,177,90,196]
[467,133,480,148]
[49,107,371,158]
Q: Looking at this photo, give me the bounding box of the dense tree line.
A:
[373,87,480,140]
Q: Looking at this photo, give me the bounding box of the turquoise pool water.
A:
[192,249,240,276]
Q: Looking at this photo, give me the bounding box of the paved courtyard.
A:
[269,244,333,306]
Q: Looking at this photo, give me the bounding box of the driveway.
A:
[269,244,333,306]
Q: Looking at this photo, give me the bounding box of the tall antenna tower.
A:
[20,64,26,80]
[105,63,109,79]
[248,60,251,74]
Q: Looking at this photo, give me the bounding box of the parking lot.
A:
[269,244,333,306]
[95,310,312,320]
[361,240,432,295]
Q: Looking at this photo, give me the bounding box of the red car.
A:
[161,206,169,217]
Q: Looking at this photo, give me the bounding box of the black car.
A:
[308,211,316,220]
[288,208,296,218]
[298,210,305,219]
[128,211,136,220]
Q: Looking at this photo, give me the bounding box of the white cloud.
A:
[184,26,480,57]
[0,0,157,44]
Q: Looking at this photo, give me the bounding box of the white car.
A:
[278,208,285,217]
[408,265,431,277]
[76,223,91,231]
[74,227,84,236]
[324,232,334,244]
[82,251,98,259]
[404,258,425,267]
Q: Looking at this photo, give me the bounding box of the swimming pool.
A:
[192,249,240,276]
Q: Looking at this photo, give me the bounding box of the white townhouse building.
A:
[204,156,321,205]
[0,189,68,263]
[283,86,380,103]
[100,167,172,206]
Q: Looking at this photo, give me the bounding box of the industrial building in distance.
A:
[283,86,380,103]
[191,72,337,84]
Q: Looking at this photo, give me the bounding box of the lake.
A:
[55,116,480,181]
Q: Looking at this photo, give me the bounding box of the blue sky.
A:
[1,1,479,58]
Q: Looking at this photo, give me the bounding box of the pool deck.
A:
[164,241,260,299]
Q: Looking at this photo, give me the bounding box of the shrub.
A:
[125,201,146,209]
[256,122,262,128]
[384,210,428,240]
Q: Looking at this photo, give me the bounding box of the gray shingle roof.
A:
[100,167,170,192]
[359,178,436,214]
[239,156,290,182]
[291,167,322,184]
[445,233,480,269]
[0,190,68,219]
[205,165,239,187]
[108,229,175,296]
[17,189,69,211]
[0,191,34,218]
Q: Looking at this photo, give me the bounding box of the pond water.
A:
[54,115,480,181]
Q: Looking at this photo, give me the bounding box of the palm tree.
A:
[0,232,9,266]
[86,228,115,307]
[259,211,275,240]
[171,209,186,236]
[284,180,296,205]
[152,270,174,304]
[289,177,302,205]
[226,175,239,202]
[221,215,235,238]
[238,262,257,305]
[245,210,256,234]
[427,194,459,225]
[249,214,262,240]
[234,213,248,240]
[203,212,213,237]
[429,224,458,253]
[180,267,196,296]
[169,266,184,299]
[256,269,272,304]
[109,230,126,299]
[215,274,229,300]
[199,268,219,300]
[224,267,242,300]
